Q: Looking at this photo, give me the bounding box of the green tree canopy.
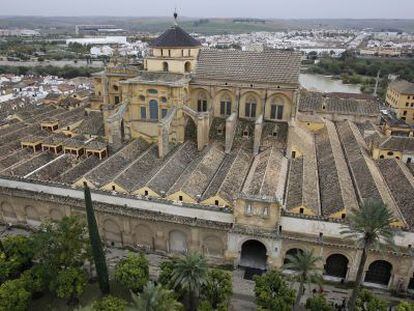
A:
[49,266,87,304]
[283,249,322,309]
[158,259,176,288]
[114,253,149,293]
[201,269,232,310]
[20,264,47,295]
[254,270,296,311]
[171,253,208,311]
[33,216,91,273]
[396,301,414,311]
[128,281,182,311]
[355,289,388,311]
[0,235,34,283]
[305,294,334,311]
[341,200,397,311]
[0,278,31,311]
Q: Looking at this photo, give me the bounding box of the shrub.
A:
[0,278,31,311]
[20,265,47,295]
[92,295,127,311]
[305,294,334,311]
[396,301,414,311]
[50,266,87,303]
[0,235,34,283]
[114,253,149,293]
[158,260,175,288]
[355,289,387,311]
[254,270,296,311]
[201,269,232,310]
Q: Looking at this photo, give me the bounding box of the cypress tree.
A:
[83,182,110,295]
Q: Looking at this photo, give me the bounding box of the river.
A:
[0,60,105,68]
[299,73,361,94]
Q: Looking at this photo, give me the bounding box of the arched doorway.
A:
[240,240,267,270]
[149,100,159,120]
[185,61,192,73]
[49,208,63,221]
[169,230,187,254]
[364,260,392,286]
[1,202,16,222]
[103,219,123,247]
[203,236,224,257]
[134,224,154,250]
[284,248,304,265]
[325,254,349,279]
[25,206,41,226]
[185,116,197,141]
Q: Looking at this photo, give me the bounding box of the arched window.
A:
[283,248,304,266]
[245,96,257,118]
[220,94,232,116]
[149,100,159,120]
[197,92,208,112]
[325,254,349,278]
[169,230,187,253]
[185,61,192,73]
[162,62,169,72]
[364,260,392,286]
[113,85,118,91]
[270,97,285,120]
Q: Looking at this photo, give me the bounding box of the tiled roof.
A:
[2,152,55,177]
[149,25,201,48]
[298,90,379,115]
[124,71,190,87]
[83,138,151,188]
[31,154,78,181]
[57,156,101,184]
[193,49,301,85]
[379,136,414,152]
[146,141,199,196]
[315,120,358,216]
[287,125,320,214]
[76,112,104,136]
[203,148,251,203]
[377,159,414,228]
[242,146,287,200]
[389,80,414,94]
[111,144,177,193]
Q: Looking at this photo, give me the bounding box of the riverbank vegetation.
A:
[0,65,102,78]
[307,53,414,98]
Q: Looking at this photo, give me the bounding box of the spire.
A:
[173,9,178,26]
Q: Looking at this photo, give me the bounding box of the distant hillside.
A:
[0,16,413,34]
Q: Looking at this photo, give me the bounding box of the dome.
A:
[149,25,201,48]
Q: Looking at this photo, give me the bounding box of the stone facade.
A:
[0,177,413,291]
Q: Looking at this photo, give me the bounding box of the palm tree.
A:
[283,249,322,310]
[340,199,397,311]
[170,253,208,311]
[128,281,182,311]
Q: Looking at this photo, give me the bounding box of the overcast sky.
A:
[1,0,414,19]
